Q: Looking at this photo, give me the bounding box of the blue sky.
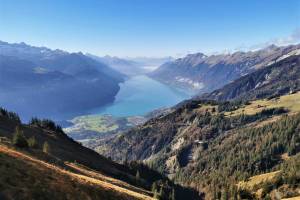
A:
[0,0,299,57]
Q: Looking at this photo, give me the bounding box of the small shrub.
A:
[28,136,38,148]
[43,142,50,154]
[12,126,28,148]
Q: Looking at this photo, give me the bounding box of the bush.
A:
[12,126,28,148]
[43,141,50,154]
[28,136,38,148]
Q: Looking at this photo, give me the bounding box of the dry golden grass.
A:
[281,153,291,161]
[238,170,280,190]
[196,104,218,115]
[225,92,300,117]
[237,171,281,198]
[282,196,300,200]
[0,145,154,200]
[253,115,282,128]
[65,162,152,196]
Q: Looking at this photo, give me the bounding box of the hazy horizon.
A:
[1,0,299,57]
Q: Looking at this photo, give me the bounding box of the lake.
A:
[90,75,192,117]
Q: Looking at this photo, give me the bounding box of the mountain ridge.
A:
[149,44,300,93]
[0,41,125,120]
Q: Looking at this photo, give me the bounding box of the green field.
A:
[66,115,119,133]
[64,114,146,135]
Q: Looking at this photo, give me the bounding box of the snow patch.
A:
[175,76,204,89]
[267,49,300,66]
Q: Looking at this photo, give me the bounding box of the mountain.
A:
[129,56,174,68]
[201,54,300,101]
[86,54,174,76]
[96,55,300,199]
[86,54,145,76]
[0,107,200,200]
[149,44,300,93]
[0,41,125,120]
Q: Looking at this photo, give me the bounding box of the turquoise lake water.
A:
[92,75,192,117]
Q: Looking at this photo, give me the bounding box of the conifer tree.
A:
[12,126,28,148]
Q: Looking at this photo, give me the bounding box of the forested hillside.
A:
[98,55,300,199]
[0,108,200,200]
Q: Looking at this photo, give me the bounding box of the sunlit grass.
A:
[226,92,300,117]
[65,115,119,133]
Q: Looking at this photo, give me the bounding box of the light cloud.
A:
[249,28,300,51]
[174,29,300,58]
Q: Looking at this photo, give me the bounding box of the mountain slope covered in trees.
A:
[0,107,201,200]
[97,55,300,199]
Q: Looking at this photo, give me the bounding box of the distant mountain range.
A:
[0,41,125,120]
[150,44,300,93]
[86,54,174,76]
[86,54,144,76]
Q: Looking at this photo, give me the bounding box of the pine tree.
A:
[288,135,296,156]
[12,126,28,148]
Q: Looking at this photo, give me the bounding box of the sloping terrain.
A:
[98,55,300,199]
[150,44,300,93]
[202,55,300,101]
[0,108,201,200]
[98,97,300,199]
[0,111,154,200]
[0,41,125,120]
[0,145,153,200]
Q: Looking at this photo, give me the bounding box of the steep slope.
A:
[201,54,300,101]
[0,145,153,200]
[0,41,125,120]
[0,108,201,200]
[98,98,300,199]
[98,55,300,199]
[150,44,300,93]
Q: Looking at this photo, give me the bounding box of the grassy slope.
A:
[0,114,155,200]
[237,153,300,199]
[226,92,300,117]
[0,145,153,200]
[66,115,120,133]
